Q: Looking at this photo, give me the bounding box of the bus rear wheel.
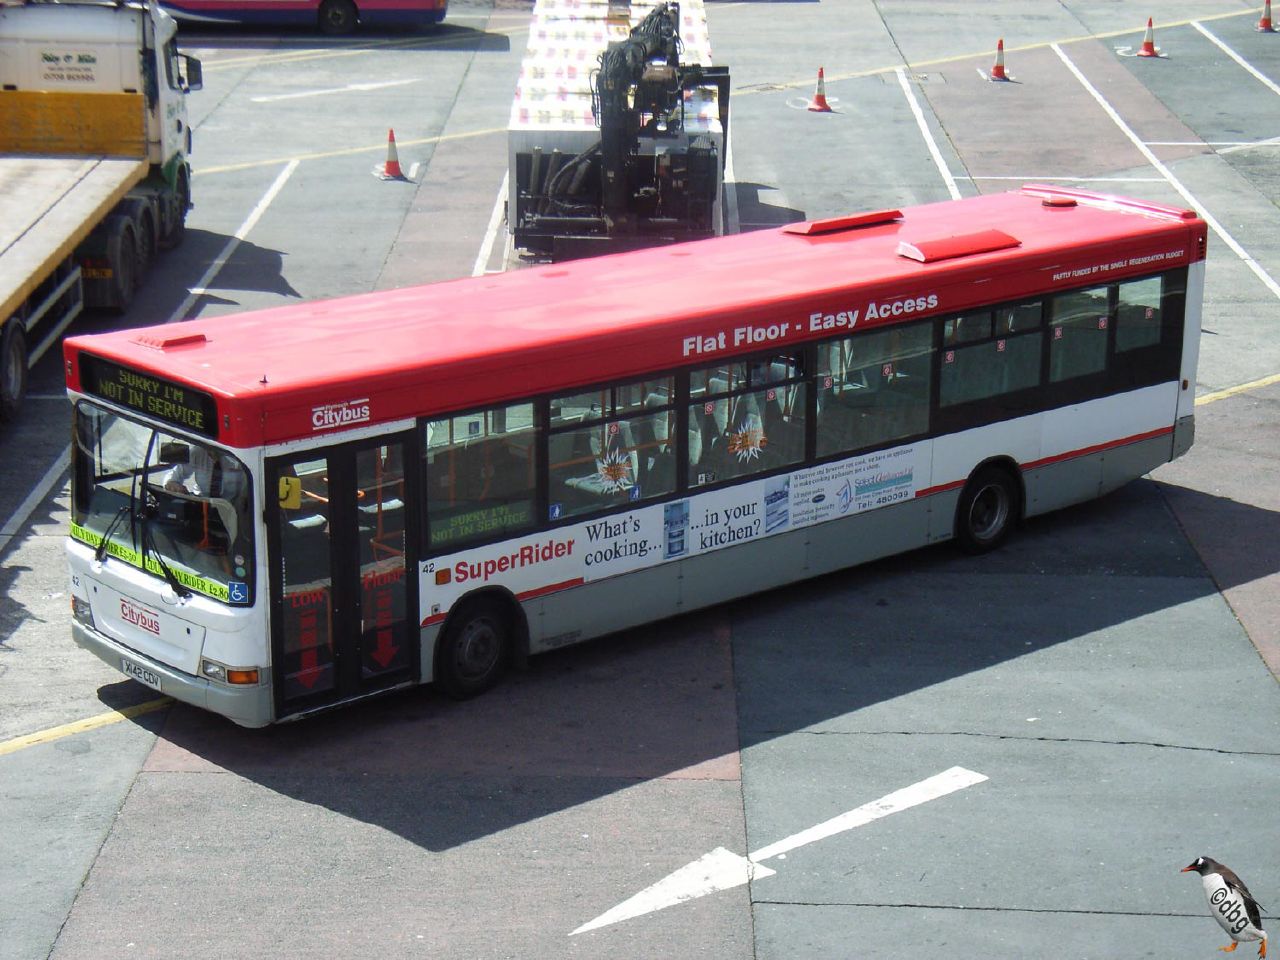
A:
[318,0,357,34]
[955,465,1019,554]
[435,599,511,699]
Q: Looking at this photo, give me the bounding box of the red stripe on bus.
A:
[916,479,966,498]
[916,425,1174,499]
[1021,426,1173,471]
[517,578,586,601]
[419,577,586,627]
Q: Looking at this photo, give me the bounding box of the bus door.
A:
[266,434,418,716]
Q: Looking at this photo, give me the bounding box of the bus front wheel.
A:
[435,599,511,699]
[955,464,1019,554]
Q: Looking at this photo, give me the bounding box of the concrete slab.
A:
[1,720,160,960]
[48,770,752,959]
[1157,384,1280,676]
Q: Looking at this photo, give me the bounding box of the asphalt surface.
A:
[2,2,1278,958]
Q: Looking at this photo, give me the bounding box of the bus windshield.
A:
[71,402,254,606]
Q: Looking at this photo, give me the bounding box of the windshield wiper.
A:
[141,520,192,600]
[94,504,131,564]
[137,431,192,601]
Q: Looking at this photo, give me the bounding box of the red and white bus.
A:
[63,186,1207,727]
[159,0,446,35]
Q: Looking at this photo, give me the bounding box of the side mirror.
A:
[278,476,302,510]
[182,54,203,92]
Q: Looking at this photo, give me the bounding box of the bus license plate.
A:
[82,267,113,280]
[120,656,162,692]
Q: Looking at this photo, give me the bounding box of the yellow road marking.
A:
[0,698,172,758]
[1198,372,1280,406]
[193,125,506,176]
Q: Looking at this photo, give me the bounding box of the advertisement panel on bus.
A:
[159,0,447,34]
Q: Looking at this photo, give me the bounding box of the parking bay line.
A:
[250,78,422,104]
[895,67,962,201]
[1051,43,1280,304]
[1191,21,1280,99]
[571,765,988,935]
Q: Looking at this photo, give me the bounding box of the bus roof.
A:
[65,186,1207,447]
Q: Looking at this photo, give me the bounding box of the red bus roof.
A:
[65,186,1207,447]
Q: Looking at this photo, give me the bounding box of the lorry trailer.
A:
[0,0,201,420]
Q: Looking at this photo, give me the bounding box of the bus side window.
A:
[1115,276,1163,352]
[1050,286,1110,382]
[817,322,931,457]
[425,402,537,549]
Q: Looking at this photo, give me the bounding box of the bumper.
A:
[72,621,273,728]
[1172,413,1195,460]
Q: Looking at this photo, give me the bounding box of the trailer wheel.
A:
[135,208,157,283]
[0,320,28,421]
[434,598,511,699]
[161,170,189,250]
[954,464,1019,555]
[110,223,139,313]
[318,0,357,34]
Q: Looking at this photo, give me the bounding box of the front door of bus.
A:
[266,435,417,716]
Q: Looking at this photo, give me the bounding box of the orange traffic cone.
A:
[380,128,406,180]
[1137,18,1160,57]
[1260,0,1275,32]
[990,38,1010,81]
[807,67,833,112]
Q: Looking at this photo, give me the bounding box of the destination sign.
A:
[79,354,219,438]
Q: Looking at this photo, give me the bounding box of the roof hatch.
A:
[131,332,208,350]
[783,209,902,236]
[896,228,1020,263]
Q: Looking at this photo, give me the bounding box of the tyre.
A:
[0,319,28,421]
[318,0,357,35]
[954,464,1019,554]
[109,222,139,312]
[134,208,156,284]
[435,599,511,699]
[161,170,190,250]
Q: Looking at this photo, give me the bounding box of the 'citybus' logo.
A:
[119,598,160,635]
[311,399,371,431]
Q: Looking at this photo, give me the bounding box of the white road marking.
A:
[723,132,739,236]
[473,171,510,277]
[0,447,70,554]
[1145,140,1280,148]
[956,175,1165,182]
[570,765,988,935]
[1191,21,1280,98]
[896,68,961,200]
[250,79,421,103]
[1052,43,1280,303]
[173,160,299,321]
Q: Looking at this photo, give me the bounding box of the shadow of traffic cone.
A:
[1137,18,1160,57]
[1260,1,1275,32]
[380,128,406,180]
[807,67,833,112]
[990,38,1010,80]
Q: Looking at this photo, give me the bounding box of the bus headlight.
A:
[71,595,95,629]
[201,659,260,685]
